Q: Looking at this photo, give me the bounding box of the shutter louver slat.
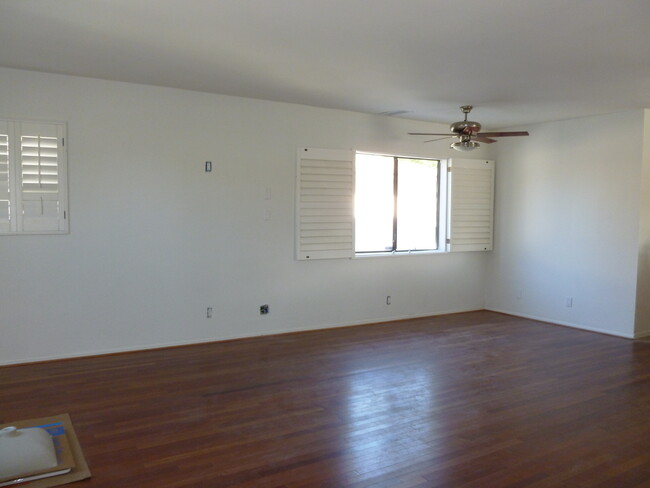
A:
[448,159,495,252]
[296,148,355,260]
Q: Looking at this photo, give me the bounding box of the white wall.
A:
[486,110,645,337]
[0,67,493,365]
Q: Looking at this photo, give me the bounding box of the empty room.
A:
[1,1,650,487]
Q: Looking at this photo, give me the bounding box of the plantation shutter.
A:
[296,148,355,260]
[0,120,11,232]
[16,122,68,233]
[448,159,495,252]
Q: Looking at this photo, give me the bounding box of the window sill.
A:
[354,249,447,259]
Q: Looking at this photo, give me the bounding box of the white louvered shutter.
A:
[296,148,355,260]
[448,159,495,252]
[16,122,68,233]
[0,120,11,232]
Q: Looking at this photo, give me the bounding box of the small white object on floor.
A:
[0,426,58,479]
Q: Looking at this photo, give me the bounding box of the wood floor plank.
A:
[1,311,650,487]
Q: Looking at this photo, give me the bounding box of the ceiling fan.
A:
[409,105,529,151]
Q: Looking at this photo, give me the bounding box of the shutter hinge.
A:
[62,137,65,147]
[64,210,67,219]
[447,166,452,173]
[446,238,451,244]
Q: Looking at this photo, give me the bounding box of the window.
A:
[355,153,440,253]
[295,148,493,260]
[0,119,68,235]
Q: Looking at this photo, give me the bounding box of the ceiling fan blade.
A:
[474,136,497,144]
[424,136,453,143]
[476,131,529,138]
[408,132,454,136]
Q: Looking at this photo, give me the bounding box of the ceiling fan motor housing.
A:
[450,120,482,135]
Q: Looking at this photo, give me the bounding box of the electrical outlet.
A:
[260,304,269,315]
[386,295,391,305]
[206,307,213,318]
[566,297,573,308]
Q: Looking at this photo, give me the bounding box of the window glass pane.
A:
[355,154,394,252]
[396,158,438,251]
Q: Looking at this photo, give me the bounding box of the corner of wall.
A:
[634,109,650,337]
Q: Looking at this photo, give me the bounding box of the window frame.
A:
[354,152,444,256]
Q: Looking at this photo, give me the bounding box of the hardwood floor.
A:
[2,311,650,487]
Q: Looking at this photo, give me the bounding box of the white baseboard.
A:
[486,307,635,339]
[0,307,482,366]
[634,329,650,339]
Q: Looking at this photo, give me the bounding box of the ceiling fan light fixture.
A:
[451,140,480,151]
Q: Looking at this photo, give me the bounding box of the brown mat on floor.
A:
[0,414,91,487]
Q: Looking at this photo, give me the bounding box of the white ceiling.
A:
[1,0,649,128]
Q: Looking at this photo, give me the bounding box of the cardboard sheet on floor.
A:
[0,414,91,487]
